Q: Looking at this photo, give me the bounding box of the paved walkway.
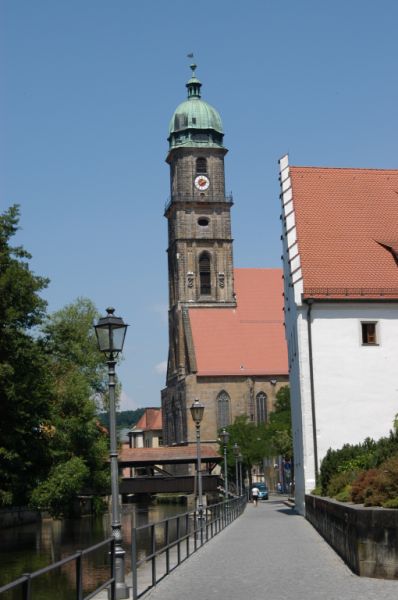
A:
[142,495,398,600]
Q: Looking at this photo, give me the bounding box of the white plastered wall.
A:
[279,154,398,515]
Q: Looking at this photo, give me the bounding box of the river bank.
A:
[0,500,183,600]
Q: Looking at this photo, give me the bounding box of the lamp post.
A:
[233,443,240,496]
[220,428,230,500]
[238,453,243,496]
[95,308,129,600]
[190,399,205,538]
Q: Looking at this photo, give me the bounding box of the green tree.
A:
[220,386,292,490]
[219,416,271,488]
[31,298,110,516]
[267,386,293,460]
[0,205,51,506]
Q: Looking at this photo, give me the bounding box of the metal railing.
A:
[0,537,116,600]
[131,495,246,600]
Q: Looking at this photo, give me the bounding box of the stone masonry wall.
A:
[305,495,398,579]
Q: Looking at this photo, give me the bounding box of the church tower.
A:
[165,64,235,308]
[161,66,289,454]
[165,64,235,377]
[162,65,235,444]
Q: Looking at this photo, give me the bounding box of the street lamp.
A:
[95,308,129,600]
[238,453,243,496]
[220,428,230,500]
[190,399,205,538]
[233,443,240,496]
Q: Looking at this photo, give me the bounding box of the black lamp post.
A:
[190,399,205,538]
[238,453,243,496]
[233,443,240,495]
[95,308,129,600]
[220,428,230,500]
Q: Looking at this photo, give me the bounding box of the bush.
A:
[382,497,398,509]
[350,469,380,505]
[350,455,398,507]
[320,431,398,495]
[327,470,357,498]
[335,486,352,502]
[311,484,322,496]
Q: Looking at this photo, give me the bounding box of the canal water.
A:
[0,501,185,599]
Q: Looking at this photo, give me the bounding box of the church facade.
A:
[161,66,288,454]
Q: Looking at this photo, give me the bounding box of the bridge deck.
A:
[139,495,398,600]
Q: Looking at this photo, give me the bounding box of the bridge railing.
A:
[131,495,247,600]
[0,537,116,600]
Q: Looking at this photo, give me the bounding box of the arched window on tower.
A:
[196,157,207,174]
[199,252,211,295]
[256,392,267,424]
[217,391,231,429]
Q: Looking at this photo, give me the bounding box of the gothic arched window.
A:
[196,157,207,174]
[256,392,267,424]
[217,391,231,429]
[199,252,211,295]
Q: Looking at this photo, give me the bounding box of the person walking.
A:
[251,485,259,507]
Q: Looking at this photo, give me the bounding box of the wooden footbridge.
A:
[119,444,223,496]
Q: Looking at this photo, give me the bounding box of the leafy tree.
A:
[31,298,110,516]
[219,416,271,488]
[0,205,51,506]
[220,386,292,489]
[30,456,89,516]
[266,386,293,460]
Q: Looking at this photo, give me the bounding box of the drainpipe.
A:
[306,299,319,481]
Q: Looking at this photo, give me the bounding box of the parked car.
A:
[251,482,269,500]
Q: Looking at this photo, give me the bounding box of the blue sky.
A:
[2,1,398,410]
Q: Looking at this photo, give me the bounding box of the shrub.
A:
[320,431,398,495]
[350,454,398,507]
[335,486,352,502]
[382,497,398,509]
[327,470,357,498]
[350,469,380,505]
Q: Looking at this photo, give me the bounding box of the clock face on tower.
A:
[194,175,210,191]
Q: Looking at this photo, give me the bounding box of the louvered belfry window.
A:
[196,157,207,174]
[217,391,231,429]
[199,252,211,295]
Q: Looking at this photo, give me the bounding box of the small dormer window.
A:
[196,157,207,174]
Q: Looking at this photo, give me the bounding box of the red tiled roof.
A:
[119,444,221,466]
[188,268,288,376]
[289,167,398,299]
[134,408,162,431]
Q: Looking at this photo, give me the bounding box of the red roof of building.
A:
[188,268,288,376]
[119,444,221,466]
[134,408,162,431]
[289,167,398,299]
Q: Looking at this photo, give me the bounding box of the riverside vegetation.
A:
[0,204,141,518]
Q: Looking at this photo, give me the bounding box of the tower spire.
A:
[186,63,202,99]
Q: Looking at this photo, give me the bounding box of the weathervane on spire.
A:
[187,53,197,76]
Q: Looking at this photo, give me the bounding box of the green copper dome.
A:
[168,64,224,150]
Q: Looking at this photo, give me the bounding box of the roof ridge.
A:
[290,165,398,173]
